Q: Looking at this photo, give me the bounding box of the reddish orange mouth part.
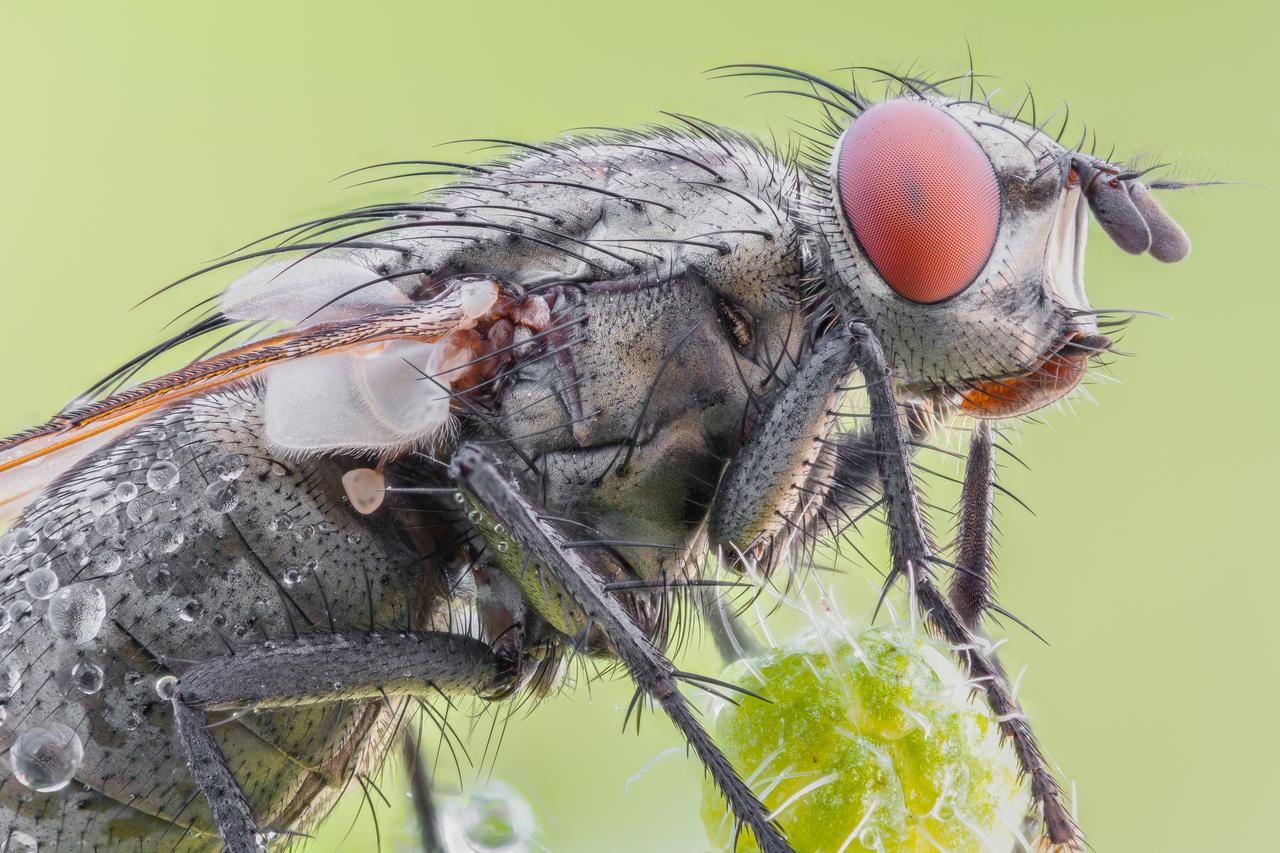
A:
[950,333,1112,419]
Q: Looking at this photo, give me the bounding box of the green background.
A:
[0,2,1274,850]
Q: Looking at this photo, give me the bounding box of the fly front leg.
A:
[710,325,858,570]
[171,632,499,853]
[849,322,1083,852]
[450,444,793,853]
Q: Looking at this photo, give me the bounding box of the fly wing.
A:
[0,273,508,527]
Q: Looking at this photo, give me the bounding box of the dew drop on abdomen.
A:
[46,584,106,644]
[10,722,84,792]
[71,661,104,695]
[146,461,180,493]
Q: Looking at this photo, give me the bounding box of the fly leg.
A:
[450,444,793,853]
[171,632,499,853]
[849,322,1082,851]
[402,729,446,853]
[951,419,1000,631]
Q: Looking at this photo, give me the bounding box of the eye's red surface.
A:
[837,100,1000,304]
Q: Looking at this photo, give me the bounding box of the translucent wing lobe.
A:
[0,278,520,523]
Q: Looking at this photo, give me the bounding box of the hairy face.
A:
[816,94,1190,417]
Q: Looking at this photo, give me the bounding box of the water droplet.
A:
[155,444,174,461]
[124,711,142,731]
[128,457,145,471]
[345,532,363,545]
[71,662,104,695]
[0,664,22,698]
[23,565,59,600]
[232,623,251,640]
[93,513,120,537]
[153,524,184,554]
[6,599,33,627]
[125,499,155,524]
[178,599,203,623]
[146,461,180,493]
[40,518,64,541]
[145,564,173,590]
[496,541,509,553]
[293,525,315,542]
[88,489,118,518]
[9,722,83,792]
[203,480,239,514]
[468,510,483,524]
[154,675,177,700]
[10,528,40,555]
[453,492,466,504]
[211,613,228,629]
[46,584,106,644]
[214,453,247,481]
[114,481,138,503]
[4,830,37,853]
[443,781,536,852]
[493,524,505,536]
[93,549,123,575]
[281,569,302,588]
[0,608,11,634]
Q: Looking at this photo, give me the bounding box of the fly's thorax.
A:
[473,263,813,585]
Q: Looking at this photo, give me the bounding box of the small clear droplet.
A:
[178,599,203,622]
[496,541,509,553]
[88,488,117,518]
[124,711,142,731]
[493,524,505,536]
[24,565,59,600]
[126,499,155,524]
[281,569,302,588]
[9,722,83,792]
[214,453,247,481]
[468,510,483,524]
[453,492,466,504]
[114,481,138,503]
[203,480,239,514]
[9,528,40,555]
[345,532,363,545]
[93,513,121,537]
[93,549,123,575]
[146,461,180,493]
[0,663,22,698]
[4,829,37,853]
[7,599,33,626]
[46,584,107,644]
[153,524,184,554]
[71,662,105,695]
[154,675,177,700]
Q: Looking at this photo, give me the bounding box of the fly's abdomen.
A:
[0,388,433,850]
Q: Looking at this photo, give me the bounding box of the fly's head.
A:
[819,94,1192,418]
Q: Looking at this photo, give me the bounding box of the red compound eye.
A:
[837,100,1000,304]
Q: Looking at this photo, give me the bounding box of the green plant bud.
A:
[701,625,1029,852]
